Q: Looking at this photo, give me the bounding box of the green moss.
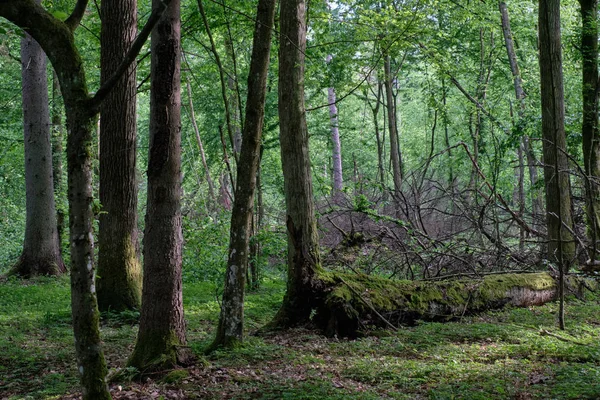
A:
[323,272,559,325]
[476,273,555,305]
[160,369,189,384]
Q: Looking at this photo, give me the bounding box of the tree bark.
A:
[383,53,402,201]
[97,0,142,312]
[51,71,65,253]
[579,0,600,259]
[0,1,171,397]
[208,0,277,349]
[538,0,576,263]
[10,10,66,278]
[270,0,324,328]
[128,0,191,372]
[326,54,344,201]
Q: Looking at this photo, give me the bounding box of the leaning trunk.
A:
[97,0,142,312]
[10,22,66,277]
[128,0,191,372]
[209,0,277,349]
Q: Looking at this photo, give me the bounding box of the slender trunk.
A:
[209,0,276,349]
[538,0,576,264]
[248,151,264,291]
[383,54,402,201]
[11,12,65,278]
[579,0,600,259]
[371,81,385,188]
[97,0,142,312]
[225,38,243,154]
[51,71,65,253]
[185,77,217,209]
[128,0,191,371]
[197,0,239,167]
[326,54,343,200]
[499,0,542,238]
[271,0,323,328]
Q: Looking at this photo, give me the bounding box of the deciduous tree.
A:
[97,0,142,312]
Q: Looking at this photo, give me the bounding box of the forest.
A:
[1,0,600,398]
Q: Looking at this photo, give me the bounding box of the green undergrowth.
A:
[1,274,600,399]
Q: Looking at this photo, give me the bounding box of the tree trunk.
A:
[128,0,191,372]
[326,54,344,201]
[185,77,217,210]
[97,0,142,312]
[208,0,277,350]
[383,53,402,201]
[579,0,600,259]
[10,16,66,278]
[499,0,543,236]
[538,0,576,263]
[318,272,586,337]
[51,71,65,254]
[270,0,324,328]
[0,2,171,397]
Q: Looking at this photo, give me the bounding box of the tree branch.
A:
[64,0,89,31]
[88,0,171,112]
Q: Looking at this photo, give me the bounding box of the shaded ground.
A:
[1,275,600,399]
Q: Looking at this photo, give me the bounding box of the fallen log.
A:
[312,272,595,337]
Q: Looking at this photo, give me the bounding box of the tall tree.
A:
[97,0,142,312]
[208,0,277,349]
[0,2,170,397]
[538,0,575,263]
[9,6,66,277]
[498,0,543,233]
[51,71,65,252]
[128,0,192,372]
[383,53,402,201]
[326,54,343,200]
[579,0,600,260]
[270,0,323,328]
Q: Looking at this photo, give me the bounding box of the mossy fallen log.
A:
[312,272,593,337]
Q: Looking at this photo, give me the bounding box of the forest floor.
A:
[1,274,600,399]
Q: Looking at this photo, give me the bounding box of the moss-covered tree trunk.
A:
[316,272,584,338]
[97,0,142,312]
[271,0,325,328]
[10,8,66,277]
[128,0,192,372]
[209,0,277,350]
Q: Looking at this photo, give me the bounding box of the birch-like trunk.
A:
[326,54,343,200]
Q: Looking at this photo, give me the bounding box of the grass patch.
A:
[1,274,600,399]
